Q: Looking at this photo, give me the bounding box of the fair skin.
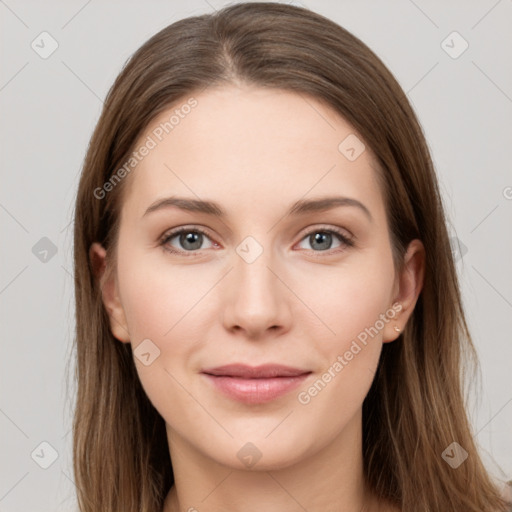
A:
[90,84,424,512]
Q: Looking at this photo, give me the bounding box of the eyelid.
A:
[296,223,353,242]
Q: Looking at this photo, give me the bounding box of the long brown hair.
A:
[71,3,511,511]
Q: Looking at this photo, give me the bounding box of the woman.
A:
[71,2,512,511]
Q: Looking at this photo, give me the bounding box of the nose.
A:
[221,244,293,340]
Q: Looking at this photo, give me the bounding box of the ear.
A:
[89,242,131,343]
[383,238,425,343]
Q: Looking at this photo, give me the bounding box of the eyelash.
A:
[159,225,355,258]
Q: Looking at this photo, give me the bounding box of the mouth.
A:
[200,364,312,404]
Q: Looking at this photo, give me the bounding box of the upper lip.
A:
[201,364,311,379]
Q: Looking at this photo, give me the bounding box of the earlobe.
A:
[383,239,425,343]
[89,242,131,343]
[382,303,404,343]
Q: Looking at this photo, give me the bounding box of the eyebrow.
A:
[143,195,372,222]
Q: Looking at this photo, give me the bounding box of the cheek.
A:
[118,247,213,344]
[294,261,394,421]
[295,245,395,402]
[304,247,395,347]
[116,248,217,400]
[116,252,205,417]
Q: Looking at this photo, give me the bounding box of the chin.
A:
[200,433,316,472]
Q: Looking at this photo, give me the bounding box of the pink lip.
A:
[201,364,312,404]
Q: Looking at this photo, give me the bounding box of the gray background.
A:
[1,0,511,510]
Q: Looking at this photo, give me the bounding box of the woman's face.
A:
[97,84,413,470]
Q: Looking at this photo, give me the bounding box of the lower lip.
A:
[202,373,310,404]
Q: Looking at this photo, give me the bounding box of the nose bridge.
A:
[236,239,275,299]
[222,233,291,336]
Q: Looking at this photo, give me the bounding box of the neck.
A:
[162,409,377,512]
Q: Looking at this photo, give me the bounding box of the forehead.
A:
[121,85,384,222]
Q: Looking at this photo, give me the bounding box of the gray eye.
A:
[297,231,343,251]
